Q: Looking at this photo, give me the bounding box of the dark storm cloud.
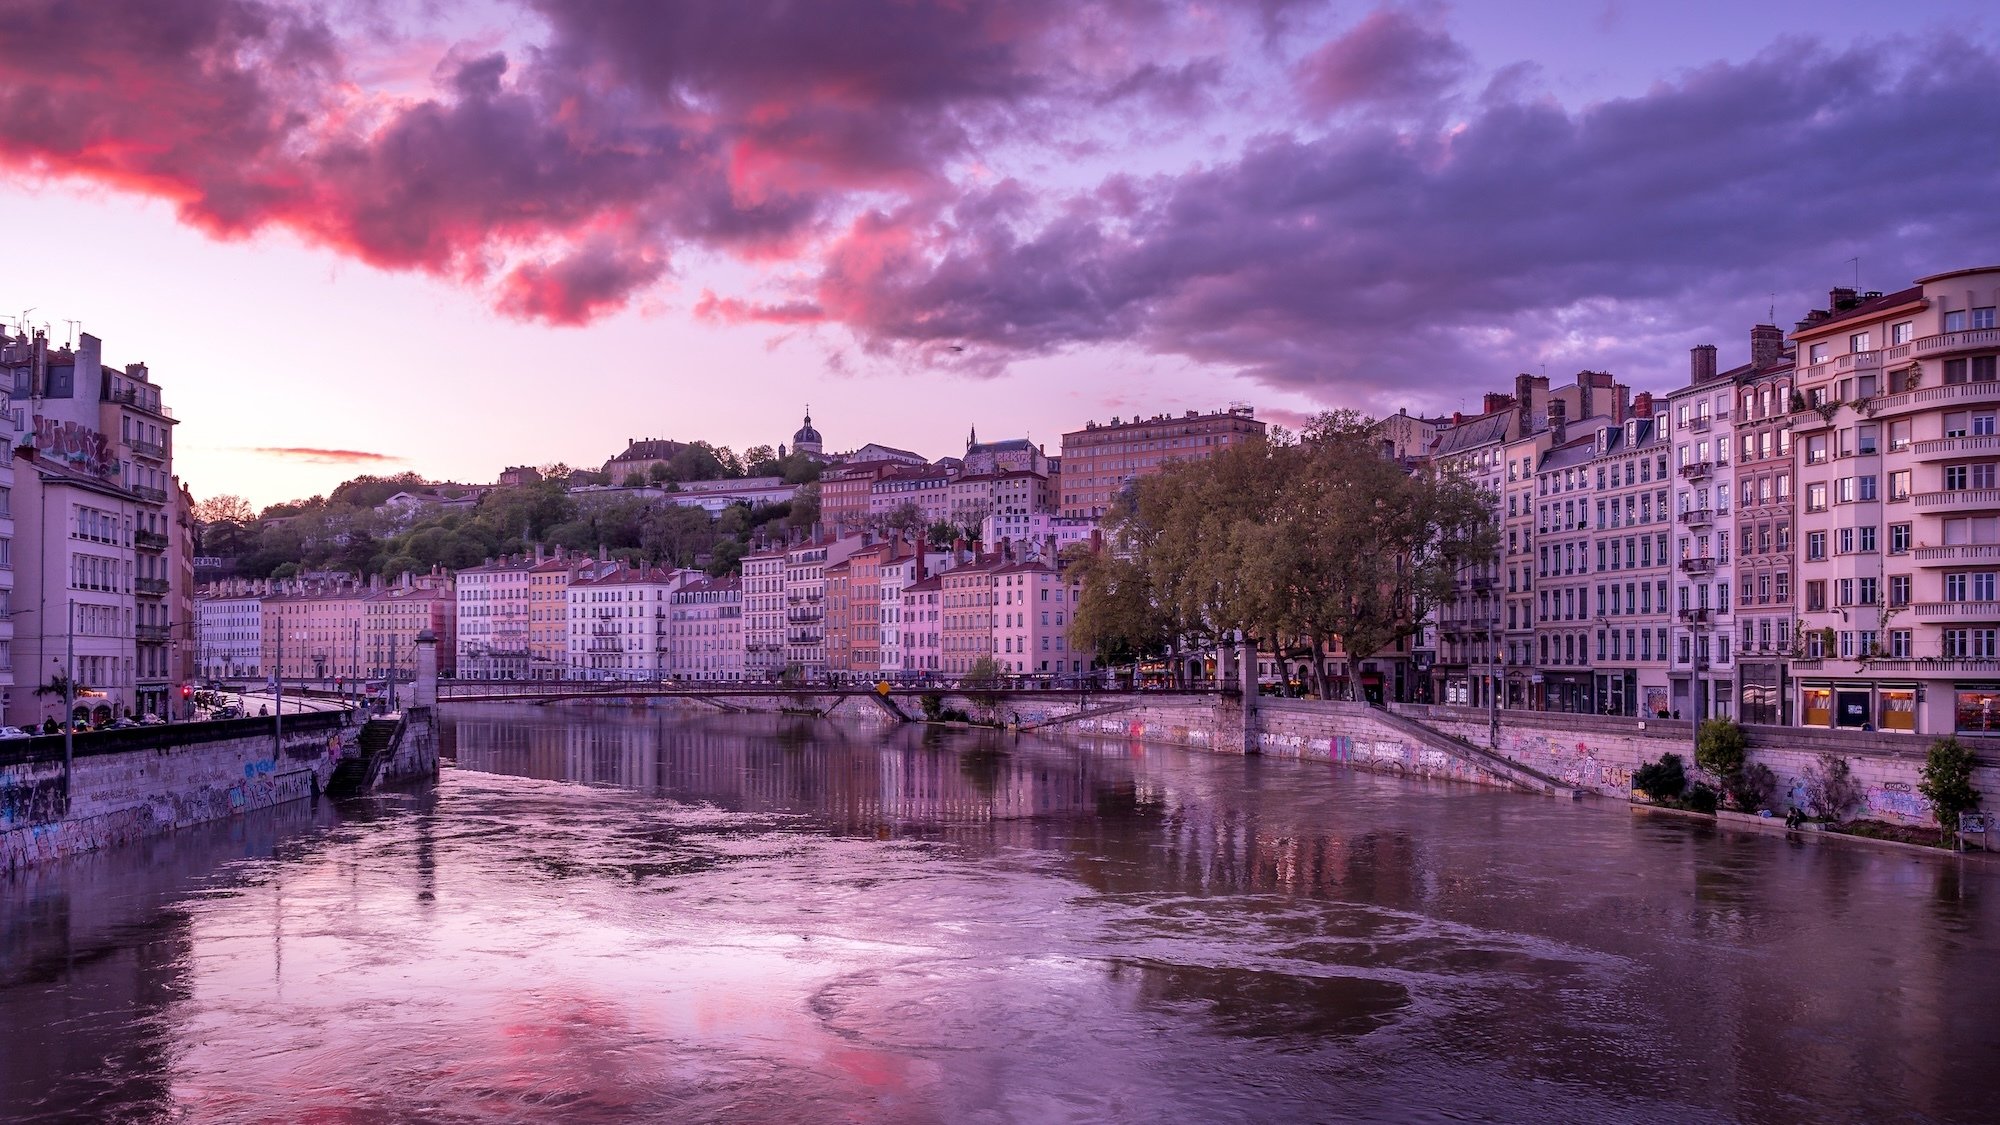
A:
[1295,7,1470,113]
[774,35,2000,404]
[0,1,1995,404]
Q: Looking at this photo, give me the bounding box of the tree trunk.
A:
[1312,636,1330,700]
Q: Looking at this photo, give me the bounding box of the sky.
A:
[1,0,1998,508]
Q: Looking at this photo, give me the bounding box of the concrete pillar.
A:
[413,628,438,710]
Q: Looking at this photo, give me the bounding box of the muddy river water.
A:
[3,705,1995,1122]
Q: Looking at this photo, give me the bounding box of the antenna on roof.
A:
[1846,256,1860,290]
[1769,293,1776,322]
[62,319,79,347]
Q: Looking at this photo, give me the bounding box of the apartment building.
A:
[1589,412,1673,716]
[194,589,263,680]
[1731,326,1797,724]
[1792,267,2000,734]
[456,555,535,678]
[1059,407,1264,518]
[365,572,455,680]
[528,553,596,679]
[1667,349,1741,721]
[566,563,688,679]
[783,537,863,676]
[902,574,943,674]
[741,549,787,678]
[662,574,743,680]
[1429,372,1630,706]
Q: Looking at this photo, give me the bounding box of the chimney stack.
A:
[1830,287,1859,311]
[1548,398,1568,445]
[1575,370,1595,422]
[1691,344,1718,385]
[1633,391,1655,418]
[1750,324,1784,370]
[1514,373,1535,434]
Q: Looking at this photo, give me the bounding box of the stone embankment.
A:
[1037,694,1996,829]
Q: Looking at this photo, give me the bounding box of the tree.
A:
[1696,719,1748,778]
[788,482,821,533]
[623,471,647,488]
[1803,753,1862,822]
[962,655,1007,722]
[1919,736,1982,841]
[1064,543,1169,681]
[195,494,255,524]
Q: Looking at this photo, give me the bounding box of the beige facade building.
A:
[1059,407,1264,518]
[1791,267,2000,735]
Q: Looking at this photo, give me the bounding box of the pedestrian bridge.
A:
[434,672,1200,700]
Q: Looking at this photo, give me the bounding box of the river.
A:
[2,704,1996,1123]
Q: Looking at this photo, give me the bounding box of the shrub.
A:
[1695,719,1748,779]
[1803,753,1862,822]
[1727,763,1778,813]
[1684,783,1719,815]
[919,692,945,721]
[1919,736,1982,840]
[1633,753,1687,801]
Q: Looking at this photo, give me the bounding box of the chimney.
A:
[1829,287,1859,311]
[1576,371,1595,422]
[1750,324,1784,370]
[1482,392,1512,416]
[1690,344,1718,385]
[1514,373,1534,434]
[1548,398,1568,445]
[1632,391,1655,419]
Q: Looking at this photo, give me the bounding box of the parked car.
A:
[214,705,243,720]
[0,725,33,739]
[138,713,165,725]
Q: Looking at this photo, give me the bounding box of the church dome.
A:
[793,410,822,451]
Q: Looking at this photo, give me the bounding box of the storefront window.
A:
[1954,686,2000,733]
[1877,688,1916,732]
[1801,686,1833,727]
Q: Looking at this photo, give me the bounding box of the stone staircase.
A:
[327,715,403,798]
[1367,704,1574,796]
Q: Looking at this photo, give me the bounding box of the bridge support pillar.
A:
[413,629,438,711]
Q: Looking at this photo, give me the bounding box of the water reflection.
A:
[0,704,1993,1124]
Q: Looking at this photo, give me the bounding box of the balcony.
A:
[1870,378,2000,418]
[1912,434,2000,462]
[1852,658,2000,674]
[1913,328,2000,359]
[1914,488,2000,513]
[1914,543,2000,567]
[586,638,623,654]
[106,386,173,418]
[1835,349,1881,372]
[1678,508,1717,528]
[130,438,167,460]
[132,485,169,504]
[136,624,171,643]
[1679,607,1713,625]
[1912,601,2000,621]
[1678,461,1712,480]
[1687,415,1711,432]
[135,577,170,596]
[134,529,169,552]
[1679,556,1717,576]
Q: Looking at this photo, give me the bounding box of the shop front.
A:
[1797,680,1918,733]
[1593,669,1640,717]
[1952,683,2000,735]
[1543,671,1594,714]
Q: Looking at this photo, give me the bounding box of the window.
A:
[1808,530,1829,559]
[1809,342,1830,363]
[1858,425,1878,455]
[1859,526,1877,552]
[1806,483,1827,512]
[1889,470,1912,501]
[1889,523,1912,553]
[1850,331,1871,353]
[1892,321,1914,345]
[1976,307,1997,330]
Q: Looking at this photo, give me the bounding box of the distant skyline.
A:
[2,0,1998,506]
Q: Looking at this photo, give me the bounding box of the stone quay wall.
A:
[1388,704,2000,827]
[1037,695,1998,827]
[1,713,360,874]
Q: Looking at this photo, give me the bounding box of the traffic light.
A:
[181,684,192,700]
